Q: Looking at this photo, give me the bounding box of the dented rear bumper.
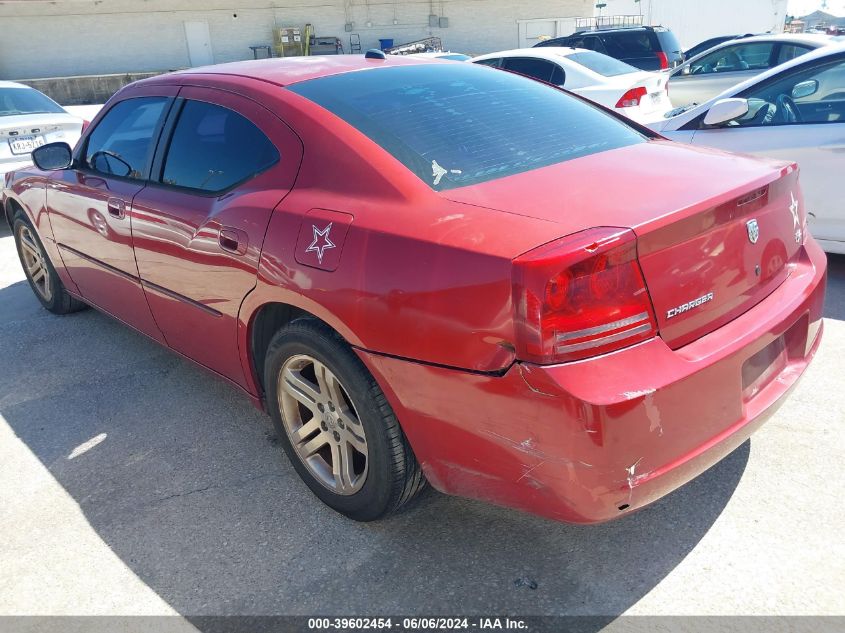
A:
[357,237,827,524]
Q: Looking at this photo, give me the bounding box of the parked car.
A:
[684,34,755,60]
[404,52,471,61]
[0,81,84,178]
[3,55,826,525]
[534,26,683,71]
[472,47,671,122]
[652,43,845,255]
[667,33,836,107]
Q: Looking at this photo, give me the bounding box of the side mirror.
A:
[32,142,73,171]
[703,98,749,126]
[792,79,819,100]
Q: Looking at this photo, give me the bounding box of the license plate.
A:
[8,135,45,155]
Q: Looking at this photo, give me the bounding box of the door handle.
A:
[219,227,248,255]
[107,197,126,219]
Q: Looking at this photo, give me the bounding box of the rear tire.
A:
[13,211,86,315]
[265,319,425,521]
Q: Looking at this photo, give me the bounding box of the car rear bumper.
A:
[357,236,827,524]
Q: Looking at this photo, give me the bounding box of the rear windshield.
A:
[567,51,639,76]
[656,29,682,54]
[0,87,65,116]
[605,31,658,55]
[288,64,645,191]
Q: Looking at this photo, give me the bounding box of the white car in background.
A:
[0,81,84,178]
[667,33,837,108]
[472,47,672,123]
[651,43,845,254]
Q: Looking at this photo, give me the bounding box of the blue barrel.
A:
[379,38,394,50]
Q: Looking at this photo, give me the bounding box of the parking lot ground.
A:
[0,220,843,625]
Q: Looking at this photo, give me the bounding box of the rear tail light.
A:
[615,87,647,108]
[81,120,91,134]
[656,51,670,69]
[512,227,657,364]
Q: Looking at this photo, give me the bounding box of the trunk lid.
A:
[443,139,806,349]
[0,112,83,166]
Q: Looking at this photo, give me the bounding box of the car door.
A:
[130,87,303,386]
[47,88,176,342]
[688,53,845,251]
[669,41,778,107]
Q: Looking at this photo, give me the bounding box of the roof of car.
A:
[570,25,668,35]
[680,32,841,64]
[473,47,591,62]
[163,54,437,87]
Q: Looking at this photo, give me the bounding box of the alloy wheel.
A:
[18,225,52,302]
[277,354,369,495]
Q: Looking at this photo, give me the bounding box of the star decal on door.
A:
[305,223,336,264]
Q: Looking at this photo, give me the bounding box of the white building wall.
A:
[0,0,591,80]
[595,0,789,49]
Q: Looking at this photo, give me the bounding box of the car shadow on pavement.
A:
[0,278,750,624]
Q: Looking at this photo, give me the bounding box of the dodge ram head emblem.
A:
[746,219,759,244]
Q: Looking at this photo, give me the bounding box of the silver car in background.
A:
[0,81,83,178]
[667,34,837,107]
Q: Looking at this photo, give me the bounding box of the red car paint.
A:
[2,56,826,523]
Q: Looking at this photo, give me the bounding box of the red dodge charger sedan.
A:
[3,54,826,523]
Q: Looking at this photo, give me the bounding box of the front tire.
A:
[13,211,85,315]
[265,319,425,521]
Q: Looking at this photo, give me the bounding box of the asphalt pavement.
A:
[0,221,843,627]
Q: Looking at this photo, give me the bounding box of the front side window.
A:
[289,64,646,191]
[730,54,845,127]
[84,97,169,179]
[689,42,775,75]
[161,100,279,193]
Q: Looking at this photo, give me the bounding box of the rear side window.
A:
[776,44,813,64]
[161,100,279,193]
[289,64,646,191]
[567,51,638,76]
[84,97,169,179]
[503,57,556,82]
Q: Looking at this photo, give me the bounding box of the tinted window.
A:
[0,87,65,116]
[474,58,502,68]
[551,65,566,86]
[503,57,556,82]
[85,97,168,179]
[604,31,657,56]
[655,29,682,54]
[289,64,645,191]
[568,51,638,76]
[586,36,608,54]
[161,100,279,193]
[776,44,813,65]
[691,42,774,75]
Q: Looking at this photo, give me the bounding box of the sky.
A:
[788,0,845,17]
